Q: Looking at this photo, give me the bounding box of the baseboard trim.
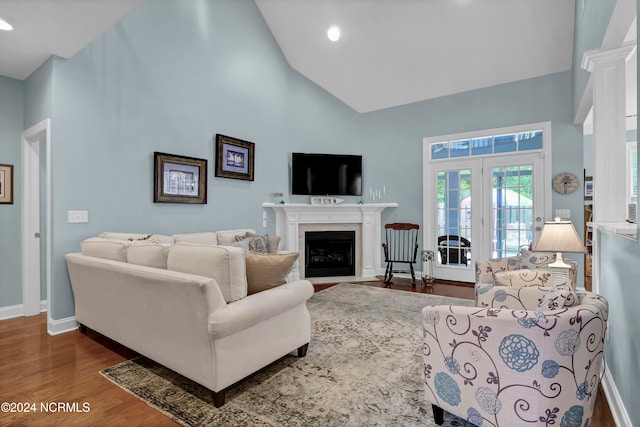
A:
[47,316,78,336]
[0,300,48,321]
[602,366,632,427]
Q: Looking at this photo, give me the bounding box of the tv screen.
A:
[291,153,362,196]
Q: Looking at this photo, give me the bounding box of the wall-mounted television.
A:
[291,153,362,196]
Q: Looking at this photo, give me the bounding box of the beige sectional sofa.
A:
[65,229,314,407]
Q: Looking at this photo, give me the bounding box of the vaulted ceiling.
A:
[1,0,576,113]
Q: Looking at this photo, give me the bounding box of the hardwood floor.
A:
[0,278,614,426]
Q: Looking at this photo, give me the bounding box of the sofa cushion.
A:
[81,237,131,262]
[245,252,298,295]
[171,232,219,245]
[246,232,281,253]
[167,243,247,302]
[127,243,171,269]
[216,229,256,245]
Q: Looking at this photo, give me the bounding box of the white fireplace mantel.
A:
[263,203,398,279]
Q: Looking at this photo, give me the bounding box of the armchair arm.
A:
[207,280,314,339]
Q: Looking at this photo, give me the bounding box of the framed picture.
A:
[584,176,593,200]
[154,152,207,204]
[0,164,14,205]
[215,134,255,181]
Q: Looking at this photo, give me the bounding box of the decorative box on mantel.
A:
[262,203,398,280]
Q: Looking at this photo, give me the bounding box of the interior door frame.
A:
[21,118,51,317]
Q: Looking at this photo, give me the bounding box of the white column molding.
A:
[581,41,636,222]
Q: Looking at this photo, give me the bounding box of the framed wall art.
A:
[154,152,207,204]
[0,164,14,204]
[215,134,255,181]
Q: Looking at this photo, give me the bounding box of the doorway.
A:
[21,119,50,317]
[423,123,550,282]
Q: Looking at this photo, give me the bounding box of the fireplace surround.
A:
[263,203,398,280]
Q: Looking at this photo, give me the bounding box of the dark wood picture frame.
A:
[215,134,255,181]
[154,152,207,204]
[0,164,14,205]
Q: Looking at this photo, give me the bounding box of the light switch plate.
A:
[555,209,570,219]
[68,210,89,223]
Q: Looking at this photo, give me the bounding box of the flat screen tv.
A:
[291,153,362,196]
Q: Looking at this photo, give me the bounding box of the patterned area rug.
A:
[100,283,475,426]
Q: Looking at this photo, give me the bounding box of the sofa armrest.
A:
[207,280,314,339]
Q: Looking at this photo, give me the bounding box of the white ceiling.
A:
[0,0,596,114]
[0,0,143,81]
[255,0,576,112]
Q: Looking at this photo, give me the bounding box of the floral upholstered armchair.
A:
[475,251,578,297]
[422,285,608,426]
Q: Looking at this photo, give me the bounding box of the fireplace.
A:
[264,202,398,280]
[304,231,356,277]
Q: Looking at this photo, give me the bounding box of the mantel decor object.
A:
[0,164,13,205]
[154,152,207,204]
[215,134,255,181]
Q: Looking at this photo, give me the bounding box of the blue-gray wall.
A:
[0,76,24,308]
[572,0,617,115]
[15,0,581,314]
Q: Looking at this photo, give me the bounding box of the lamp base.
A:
[548,252,571,287]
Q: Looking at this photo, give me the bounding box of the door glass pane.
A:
[436,169,471,266]
[492,165,533,258]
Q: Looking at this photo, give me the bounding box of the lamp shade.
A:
[534,220,587,254]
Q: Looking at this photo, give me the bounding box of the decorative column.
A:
[581,41,636,222]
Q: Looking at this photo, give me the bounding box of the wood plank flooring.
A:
[0,278,614,426]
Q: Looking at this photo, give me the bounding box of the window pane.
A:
[518,131,543,151]
[450,139,470,158]
[494,134,517,153]
[471,137,492,155]
[431,142,449,159]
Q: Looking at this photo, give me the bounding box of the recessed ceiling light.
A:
[0,17,13,31]
[327,25,341,42]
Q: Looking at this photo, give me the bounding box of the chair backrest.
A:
[383,223,419,263]
[437,235,471,265]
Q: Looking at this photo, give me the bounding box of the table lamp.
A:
[533,217,587,286]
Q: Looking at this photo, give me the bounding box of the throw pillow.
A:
[537,285,577,311]
[235,234,269,253]
[245,251,298,295]
[246,232,281,254]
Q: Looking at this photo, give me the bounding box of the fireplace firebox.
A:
[304,231,356,277]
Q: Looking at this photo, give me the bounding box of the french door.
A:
[423,153,545,283]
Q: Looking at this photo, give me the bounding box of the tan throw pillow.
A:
[245,251,298,295]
